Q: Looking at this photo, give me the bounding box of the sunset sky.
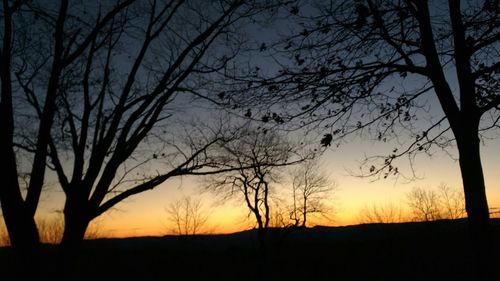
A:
[30,128,500,238]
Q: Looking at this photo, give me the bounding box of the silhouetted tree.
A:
[288,160,335,227]
[225,0,500,248]
[406,185,465,222]
[358,203,405,224]
[358,185,464,224]
[207,128,305,249]
[50,0,280,251]
[406,187,443,222]
[165,196,211,236]
[2,0,282,253]
[0,0,135,255]
[268,201,289,228]
[437,184,466,220]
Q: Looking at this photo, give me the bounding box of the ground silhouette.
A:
[1,219,499,281]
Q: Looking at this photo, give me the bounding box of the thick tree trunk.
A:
[456,132,491,239]
[0,149,40,253]
[61,217,89,250]
[1,206,40,252]
[61,198,91,252]
[456,126,493,280]
[1,207,40,278]
[0,110,40,254]
[58,201,91,279]
[0,4,40,254]
[0,163,40,276]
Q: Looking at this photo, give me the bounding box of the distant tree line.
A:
[359,184,466,224]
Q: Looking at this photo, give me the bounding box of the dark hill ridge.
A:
[84,217,496,250]
[2,219,500,281]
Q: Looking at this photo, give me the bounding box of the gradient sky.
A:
[43,91,497,237]
[25,68,500,238]
[29,127,500,238]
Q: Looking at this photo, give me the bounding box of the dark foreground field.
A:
[2,219,500,281]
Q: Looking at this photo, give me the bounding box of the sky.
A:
[3,89,500,239]
[26,127,500,238]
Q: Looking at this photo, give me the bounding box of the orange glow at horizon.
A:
[2,137,497,241]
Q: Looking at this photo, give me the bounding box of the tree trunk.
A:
[61,199,91,252]
[0,171,40,276]
[456,126,493,280]
[61,217,89,250]
[0,117,40,254]
[2,207,40,252]
[456,132,491,239]
[57,200,91,279]
[254,212,267,253]
[301,195,307,228]
[0,11,40,254]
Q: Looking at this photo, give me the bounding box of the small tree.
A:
[406,185,465,222]
[268,201,289,228]
[207,128,304,249]
[437,184,466,220]
[406,187,442,222]
[358,203,405,224]
[165,196,211,236]
[288,160,335,227]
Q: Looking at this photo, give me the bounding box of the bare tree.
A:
[406,187,443,222]
[358,203,405,224]
[406,185,465,222]
[358,185,464,224]
[288,160,335,227]
[207,128,305,248]
[2,0,279,252]
[165,196,211,236]
[0,0,136,255]
[437,184,466,220]
[268,201,289,228]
